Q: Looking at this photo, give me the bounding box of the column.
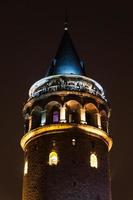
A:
[41,110,47,126]
[96,113,102,129]
[28,116,32,131]
[60,106,66,123]
[80,108,87,124]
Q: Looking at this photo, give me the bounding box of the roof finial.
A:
[64,9,68,31]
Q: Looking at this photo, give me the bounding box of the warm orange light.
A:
[90,153,98,168]
[60,106,66,122]
[80,108,86,124]
[21,124,113,151]
[24,160,28,175]
[49,151,58,166]
[96,113,102,129]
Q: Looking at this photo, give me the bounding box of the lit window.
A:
[90,153,98,168]
[53,111,59,123]
[24,160,28,175]
[72,138,76,146]
[49,151,59,166]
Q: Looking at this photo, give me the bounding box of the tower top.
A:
[46,24,86,76]
[64,10,68,31]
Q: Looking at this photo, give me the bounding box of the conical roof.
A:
[46,29,86,76]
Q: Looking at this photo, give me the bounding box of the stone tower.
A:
[21,23,113,200]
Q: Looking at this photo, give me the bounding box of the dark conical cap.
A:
[46,27,86,76]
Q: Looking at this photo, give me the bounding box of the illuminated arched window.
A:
[53,111,59,123]
[65,100,81,123]
[24,160,28,175]
[84,103,99,127]
[49,151,59,166]
[90,153,98,168]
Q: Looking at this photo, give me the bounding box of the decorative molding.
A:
[21,124,113,152]
[29,75,106,101]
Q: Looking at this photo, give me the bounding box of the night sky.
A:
[0,1,133,200]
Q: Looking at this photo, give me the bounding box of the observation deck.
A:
[29,75,106,101]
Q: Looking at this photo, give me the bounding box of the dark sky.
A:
[0,1,133,200]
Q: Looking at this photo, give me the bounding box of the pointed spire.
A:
[64,9,68,31]
[46,20,86,77]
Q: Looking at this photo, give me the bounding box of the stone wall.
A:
[22,129,111,200]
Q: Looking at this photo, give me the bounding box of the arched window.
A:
[49,151,59,166]
[65,100,81,124]
[90,153,98,168]
[53,110,59,123]
[84,103,98,127]
[24,159,28,175]
[30,106,42,129]
[44,101,61,124]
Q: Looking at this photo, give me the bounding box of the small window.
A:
[24,160,28,175]
[49,151,59,166]
[72,138,76,146]
[53,111,59,123]
[90,153,98,168]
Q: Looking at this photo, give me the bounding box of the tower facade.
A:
[21,25,113,200]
